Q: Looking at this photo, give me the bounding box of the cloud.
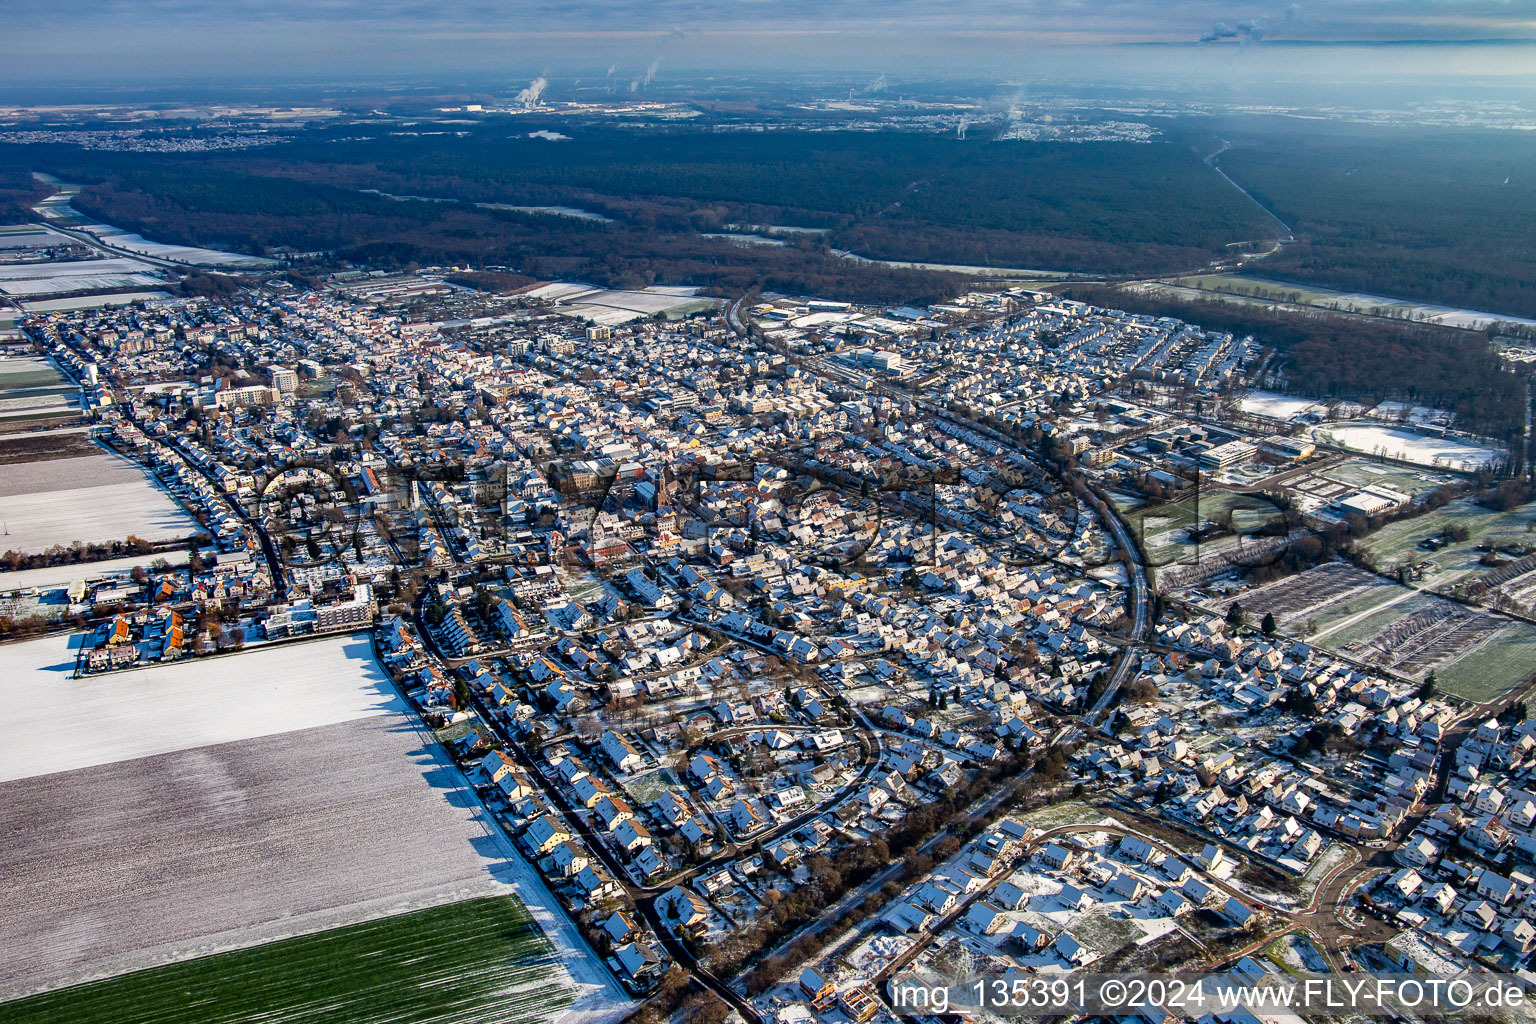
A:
[1199,9,1287,46]
[3,0,1533,83]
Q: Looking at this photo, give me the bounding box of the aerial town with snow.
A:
[4,262,1536,1024]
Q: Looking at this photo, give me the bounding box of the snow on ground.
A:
[0,389,78,419]
[0,633,402,783]
[1,273,165,296]
[0,632,628,1020]
[0,256,158,281]
[475,202,612,222]
[0,547,191,593]
[0,226,64,248]
[523,281,715,324]
[20,291,173,311]
[1312,421,1504,472]
[79,225,275,269]
[0,452,197,552]
[1239,390,1322,421]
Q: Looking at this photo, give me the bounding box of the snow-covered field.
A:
[82,225,276,269]
[0,389,78,420]
[20,290,172,311]
[0,256,157,280]
[0,251,165,296]
[0,272,165,296]
[1312,421,1505,472]
[24,173,273,270]
[0,632,627,1019]
[1239,390,1322,421]
[0,452,197,552]
[0,547,190,594]
[0,226,60,248]
[0,633,404,783]
[526,283,717,326]
[476,202,612,222]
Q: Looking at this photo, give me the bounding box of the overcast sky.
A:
[7,0,1536,86]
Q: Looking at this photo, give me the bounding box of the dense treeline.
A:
[234,127,1274,266]
[1064,284,1528,441]
[47,161,965,304]
[1212,121,1536,318]
[1,125,1274,293]
[0,167,48,223]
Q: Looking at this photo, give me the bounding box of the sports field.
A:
[0,895,575,1024]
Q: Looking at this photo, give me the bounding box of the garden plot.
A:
[1432,623,1536,702]
[1314,587,1536,696]
[0,451,197,553]
[1238,561,1404,633]
[1355,602,1504,676]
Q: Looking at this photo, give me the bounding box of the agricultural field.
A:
[0,254,164,297]
[0,895,576,1024]
[0,449,197,554]
[0,631,623,1014]
[19,290,172,312]
[0,424,99,464]
[0,632,402,780]
[0,354,79,424]
[0,355,70,392]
